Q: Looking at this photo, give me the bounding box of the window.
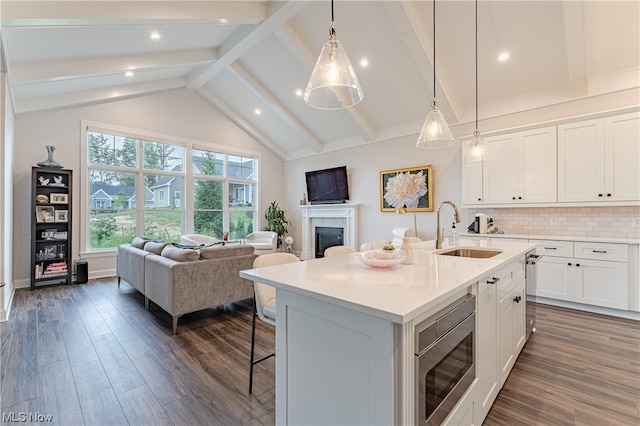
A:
[83,124,258,251]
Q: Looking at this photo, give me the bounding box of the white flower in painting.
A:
[384,171,427,208]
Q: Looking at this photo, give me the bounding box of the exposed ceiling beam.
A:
[197,86,287,160]
[274,24,377,142]
[0,1,266,26]
[229,63,324,153]
[385,1,459,124]
[15,77,186,113]
[186,1,307,90]
[10,49,217,85]
[563,1,588,97]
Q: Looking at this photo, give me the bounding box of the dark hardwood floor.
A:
[1,278,638,425]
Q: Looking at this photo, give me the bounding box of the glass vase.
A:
[37,145,63,168]
[401,238,414,265]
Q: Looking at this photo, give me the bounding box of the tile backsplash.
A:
[464,206,640,240]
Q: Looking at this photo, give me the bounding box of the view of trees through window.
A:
[86,130,257,250]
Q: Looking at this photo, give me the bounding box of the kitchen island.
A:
[240,239,536,425]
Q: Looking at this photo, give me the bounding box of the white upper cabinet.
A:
[558,112,639,203]
[482,126,557,205]
[461,139,484,205]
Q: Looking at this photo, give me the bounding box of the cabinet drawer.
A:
[533,240,574,257]
[490,264,516,302]
[574,242,628,262]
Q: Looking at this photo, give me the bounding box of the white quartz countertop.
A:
[240,239,536,324]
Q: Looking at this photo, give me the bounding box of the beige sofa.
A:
[117,239,256,334]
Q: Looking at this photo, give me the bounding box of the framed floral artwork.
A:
[380,165,433,212]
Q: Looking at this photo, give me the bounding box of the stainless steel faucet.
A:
[436,200,461,249]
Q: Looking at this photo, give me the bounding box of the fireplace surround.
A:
[299,203,357,260]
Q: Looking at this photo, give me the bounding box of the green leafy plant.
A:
[263,201,289,248]
[382,241,395,251]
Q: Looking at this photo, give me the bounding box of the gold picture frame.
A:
[380,165,434,212]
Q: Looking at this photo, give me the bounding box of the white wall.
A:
[284,134,462,251]
[13,89,284,287]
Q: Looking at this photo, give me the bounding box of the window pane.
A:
[88,132,138,168]
[229,181,254,239]
[88,170,137,249]
[194,211,223,238]
[193,149,224,176]
[143,141,184,172]
[194,178,223,238]
[228,155,256,179]
[145,175,183,241]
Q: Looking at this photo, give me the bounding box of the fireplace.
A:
[299,203,358,260]
[315,227,344,258]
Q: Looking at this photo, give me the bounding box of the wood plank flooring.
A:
[1,278,638,425]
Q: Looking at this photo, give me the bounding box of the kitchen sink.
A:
[436,247,502,258]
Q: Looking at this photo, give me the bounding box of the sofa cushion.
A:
[131,236,149,249]
[161,245,200,262]
[144,241,167,255]
[200,244,255,260]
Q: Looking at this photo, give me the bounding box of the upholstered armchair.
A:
[180,234,219,246]
[245,231,277,254]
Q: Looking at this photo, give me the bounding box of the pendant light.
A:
[303,0,363,110]
[464,0,488,164]
[417,0,454,149]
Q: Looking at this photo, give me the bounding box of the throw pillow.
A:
[161,245,200,262]
[144,241,167,255]
[131,236,149,249]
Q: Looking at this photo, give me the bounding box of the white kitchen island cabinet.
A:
[241,240,535,425]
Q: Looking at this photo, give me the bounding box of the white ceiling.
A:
[2,1,639,160]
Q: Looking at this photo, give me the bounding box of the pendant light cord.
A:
[433,0,436,99]
[475,0,478,129]
[330,0,335,36]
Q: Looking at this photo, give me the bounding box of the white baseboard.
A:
[531,296,640,321]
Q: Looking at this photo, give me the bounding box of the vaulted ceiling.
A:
[2,1,639,160]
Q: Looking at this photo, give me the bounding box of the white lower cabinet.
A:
[498,279,526,387]
[474,275,499,425]
[533,240,629,310]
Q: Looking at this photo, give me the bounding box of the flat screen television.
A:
[305,166,350,204]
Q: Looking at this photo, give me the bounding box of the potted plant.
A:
[263,201,289,248]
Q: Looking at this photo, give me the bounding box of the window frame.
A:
[80,120,260,254]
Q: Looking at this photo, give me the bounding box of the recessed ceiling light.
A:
[295,89,303,97]
[150,32,161,40]
[498,52,509,62]
[125,71,134,77]
[254,109,262,115]
[360,59,369,68]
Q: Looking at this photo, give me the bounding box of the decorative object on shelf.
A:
[50,193,68,204]
[49,175,66,187]
[41,229,56,240]
[380,165,434,212]
[54,209,68,222]
[36,194,49,203]
[38,176,50,186]
[54,231,67,240]
[263,201,289,248]
[284,235,294,253]
[416,0,454,149]
[37,145,64,168]
[464,0,489,165]
[303,0,363,110]
[36,206,55,223]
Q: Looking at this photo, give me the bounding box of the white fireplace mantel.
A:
[300,203,358,260]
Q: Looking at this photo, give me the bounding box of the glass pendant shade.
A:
[304,30,363,110]
[464,130,488,164]
[416,99,455,149]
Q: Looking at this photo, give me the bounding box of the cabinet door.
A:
[604,112,640,201]
[498,280,526,386]
[573,259,628,310]
[461,139,484,205]
[558,118,605,202]
[535,256,574,301]
[518,126,557,203]
[483,134,518,204]
[475,278,498,424]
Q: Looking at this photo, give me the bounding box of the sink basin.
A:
[436,247,502,258]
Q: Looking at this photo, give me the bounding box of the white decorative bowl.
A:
[356,249,405,269]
